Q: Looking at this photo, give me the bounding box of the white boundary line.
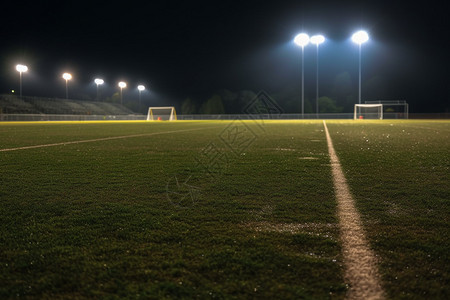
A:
[0,127,214,152]
[323,120,385,300]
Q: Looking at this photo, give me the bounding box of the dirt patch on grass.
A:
[243,221,338,242]
[249,205,274,221]
[245,221,337,234]
[273,147,297,151]
[385,202,407,217]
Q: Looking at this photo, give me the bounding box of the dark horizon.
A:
[1,0,449,113]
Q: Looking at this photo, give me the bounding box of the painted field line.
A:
[0,127,214,152]
[323,120,385,300]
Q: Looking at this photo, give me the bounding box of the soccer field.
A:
[1,120,449,299]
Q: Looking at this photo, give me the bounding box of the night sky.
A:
[1,0,449,113]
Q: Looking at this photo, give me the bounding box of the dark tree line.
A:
[181,71,389,114]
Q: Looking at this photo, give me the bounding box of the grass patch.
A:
[327,120,450,299]
[2,119,448,298]
[0,120,345,299]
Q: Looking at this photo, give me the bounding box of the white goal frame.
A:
[147,107,177,121]
[354,104,383,120]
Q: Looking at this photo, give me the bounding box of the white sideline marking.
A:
[0,127,213,152]
[323,120,385,300]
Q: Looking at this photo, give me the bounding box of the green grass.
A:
[0,120,449,299]
[327,120,450,299]
[0,121,344,299]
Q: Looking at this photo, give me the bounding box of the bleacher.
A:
[0,95,134,115]
[95,102,134,115]
[0,96,41,114]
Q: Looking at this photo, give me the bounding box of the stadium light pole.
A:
[137,85,145,105]
[94,78,104,101]
[294,33,309,119]
[351,30,369,104]
[310,35,325,118]
[118,81,127,105]
[62,73,72,99]
[15,64,28,99]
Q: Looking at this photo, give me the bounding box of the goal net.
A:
[365,100,409,119]
[147,107,177,121]
[354,104,383,120]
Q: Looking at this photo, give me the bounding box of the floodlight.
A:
[137,85,145,104]
[352,31,369,104]
[15,64,28,98]
[351,30,369,45]
[310,35,325,45]
[16,64,28,73]
[62,73,72,99]
[118,81,127,104]
[94,78,104,101]
[62,73,72,80]
[294,33,309,47]
[310,35,326,118]
[293,33,309,118]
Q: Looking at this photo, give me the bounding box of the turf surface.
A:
[0,120,449,299]
[327,120,450,299]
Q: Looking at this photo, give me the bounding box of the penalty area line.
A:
[0,127,214,152]
[323,120,385,300]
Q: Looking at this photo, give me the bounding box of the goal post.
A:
[147,107,177,121]
[354,104,383,120]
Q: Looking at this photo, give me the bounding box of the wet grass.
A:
[327,120,450,299]
[0,120,345,299]
[1,119,448,299]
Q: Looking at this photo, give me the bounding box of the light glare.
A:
[352,30,369,45]
[118,81,127,88]
[138,85,145,91]
[94,78,104,85]
[62,73,72,80]
[310,35,325,45]
[294,33,310,47]
[16,64,28,73]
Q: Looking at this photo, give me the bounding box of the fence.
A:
[177,113,354,120]
[0,113,448,122]
[0,114,146,122]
